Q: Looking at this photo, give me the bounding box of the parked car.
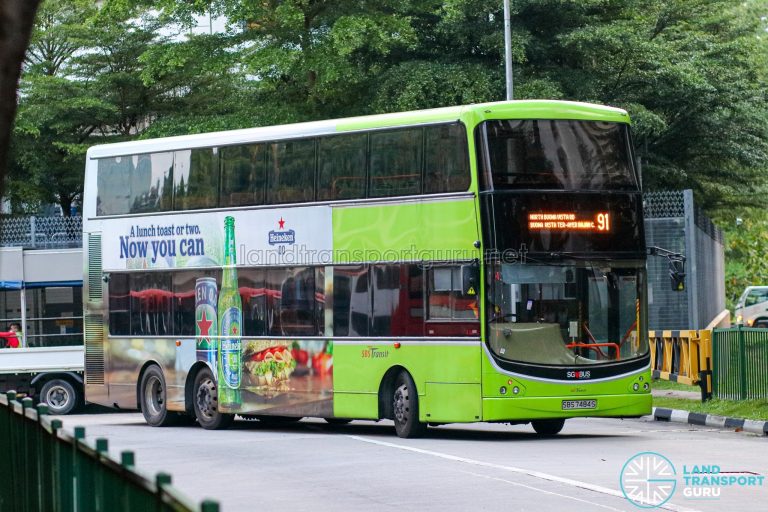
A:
[734,286,768,327]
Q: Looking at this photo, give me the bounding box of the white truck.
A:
[0,345,84,414]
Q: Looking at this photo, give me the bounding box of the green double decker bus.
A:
[82,100,650,437]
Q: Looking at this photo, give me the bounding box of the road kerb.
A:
[652,407,768,436]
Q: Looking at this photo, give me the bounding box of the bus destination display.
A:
[528,212,612,232]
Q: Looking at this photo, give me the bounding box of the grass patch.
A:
[652,396,768,421]
[651,379,699,392]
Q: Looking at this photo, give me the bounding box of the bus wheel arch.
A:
[184,362,211,417]
[378,365,407,420]
[136,360,162,410]
[191,365,234,430]
[379,366,428,438]
[137,362,179,427]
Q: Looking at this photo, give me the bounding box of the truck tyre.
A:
[40,379,79,415]
[140,365,178,427]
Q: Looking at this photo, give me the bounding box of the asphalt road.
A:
[59,412,768,512]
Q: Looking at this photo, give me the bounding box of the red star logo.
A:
[197,310,213,337]
[232,325,239,335]
[278,217,285,229]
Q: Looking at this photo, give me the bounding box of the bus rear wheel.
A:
[140,365,178,427]
[531,419,565,436]
[393,371,427,438]
[193,367,234,430]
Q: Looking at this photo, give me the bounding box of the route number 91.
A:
[596,213,611,232]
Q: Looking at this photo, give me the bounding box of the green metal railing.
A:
[713,327,768,400]
[0,391,220,512]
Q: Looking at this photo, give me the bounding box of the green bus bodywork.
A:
[329,101,649,425]
[85,100,651,433]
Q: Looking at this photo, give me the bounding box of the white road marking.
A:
[460,470,629,512]
[347,435,701,512]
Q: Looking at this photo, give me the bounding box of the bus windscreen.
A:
[480,119,637,191]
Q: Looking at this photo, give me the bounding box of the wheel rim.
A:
[46,385,69,410]
[196,376,218,421]
[144,375,164,417]
[394,384,408,423]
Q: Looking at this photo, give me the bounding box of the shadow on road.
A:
[227,417,629,441]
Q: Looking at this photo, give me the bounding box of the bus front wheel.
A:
[193,367,234,430]
[393,371,427,438]
[531,418,565,436]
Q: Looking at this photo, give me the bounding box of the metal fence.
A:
[644,190,725,330]
[0,215,82,248]
[712,327,768,400]
[0,392,219,512]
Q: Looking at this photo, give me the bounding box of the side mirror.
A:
[669,259,685,292]
[461,263,479,297]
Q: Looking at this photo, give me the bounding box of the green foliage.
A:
[717,209,768,309]
[6,0,768,223]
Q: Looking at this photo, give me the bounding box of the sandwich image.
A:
[244,345,296,386]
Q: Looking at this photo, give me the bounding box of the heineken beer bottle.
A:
[217,216,242,410]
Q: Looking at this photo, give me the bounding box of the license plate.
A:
[562,399,597,410]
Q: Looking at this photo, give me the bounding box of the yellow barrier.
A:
[649,329,712,400]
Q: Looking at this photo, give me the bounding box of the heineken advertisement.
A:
[100,206,333,271]
[217,216,243,410]
[104,212,335,416]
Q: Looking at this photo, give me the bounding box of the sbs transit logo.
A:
[620,452,677,508]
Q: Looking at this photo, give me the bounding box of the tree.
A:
[151,0,422,125]
[8,0,768,219]
[8,0,164,214]
[0,0,41,199]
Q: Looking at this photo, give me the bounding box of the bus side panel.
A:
[332,199,478,261]
[332,341,482,422]
[106,337,195,411]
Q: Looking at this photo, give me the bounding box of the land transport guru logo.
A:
[620,451,765,508]
[620,452,677,508]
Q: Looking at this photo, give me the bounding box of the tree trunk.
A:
[0,0,41,199]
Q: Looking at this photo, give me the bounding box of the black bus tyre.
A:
[393,371,427,438]
[531,418,565,436]
[40,379,79,415]
[193,367,234,430]
[139,365,177,427]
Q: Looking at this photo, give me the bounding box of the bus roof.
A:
[86,100,630,159]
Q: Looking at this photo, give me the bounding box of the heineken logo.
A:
[268,217,296,245]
